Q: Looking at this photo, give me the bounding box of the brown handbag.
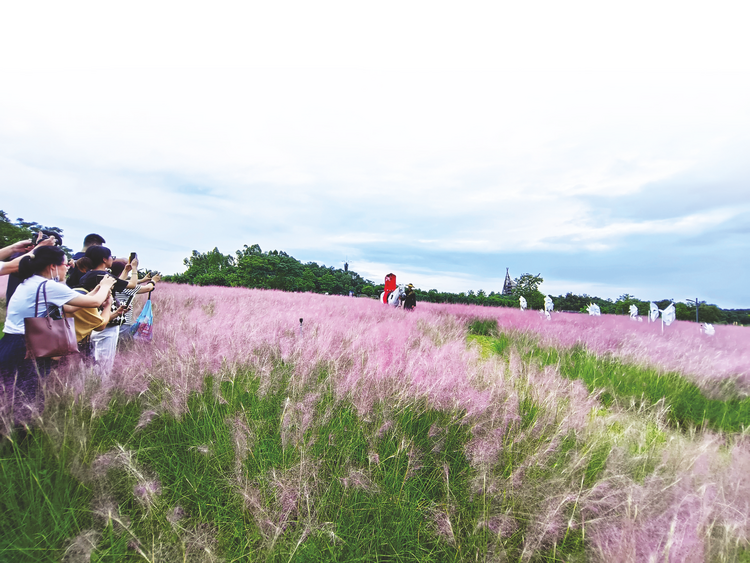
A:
[24,280,79,359]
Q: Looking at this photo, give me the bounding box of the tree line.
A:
[165,245,750,325]
[166,245,375,296]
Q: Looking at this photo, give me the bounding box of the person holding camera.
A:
[67,233,106,288]
[109,257,159,342]
[0,239,37,276]
[77,246,138,376]
[0,246,115,412]
[68,284,127,361]
[3,232,58,298]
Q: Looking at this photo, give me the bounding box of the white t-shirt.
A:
[3,275,82,335]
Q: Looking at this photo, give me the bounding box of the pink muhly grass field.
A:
[429,302,750,392]
[109,283,504,417]
[106,285,750,557]
[111,285,750,406]
[5,280,750,560]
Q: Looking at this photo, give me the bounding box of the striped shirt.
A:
[112,285,141,326]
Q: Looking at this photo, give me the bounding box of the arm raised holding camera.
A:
[65,275,117,309]
[96,292,127,327]
[121,256,139,289]
[0,235,55,275]
[135,272,160,294]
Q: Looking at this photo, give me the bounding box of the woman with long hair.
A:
[0,246,115,411]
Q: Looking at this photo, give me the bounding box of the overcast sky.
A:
[1,1,749,307]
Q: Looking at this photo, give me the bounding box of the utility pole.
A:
[685,298,705,323]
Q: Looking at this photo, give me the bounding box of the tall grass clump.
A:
[1,284,750,561]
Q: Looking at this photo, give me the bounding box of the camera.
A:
[32,232,50,246]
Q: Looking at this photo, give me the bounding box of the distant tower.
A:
[502,268,514,295]
[344,261,349,272]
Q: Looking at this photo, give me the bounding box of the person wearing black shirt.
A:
[72,233,106,261]
[403,284,417,311]
[78,246,137,377]
[68,233,106,288]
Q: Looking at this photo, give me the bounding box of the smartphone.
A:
[128,252,137,263]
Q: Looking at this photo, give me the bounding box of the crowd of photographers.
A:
[0,231,160,419]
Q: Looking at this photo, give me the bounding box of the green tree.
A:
[613,294,648,316]
[723,309,750,326]
[0,210,72,256]
[235,254,272,288]
[319,272,337,294]
[178,248,235,285]
[299,270,318,292]
[676,302,725,323]
[698,304,725,324]
[361,285,376,297]
[0,210,27,247]
[513,273,545,310]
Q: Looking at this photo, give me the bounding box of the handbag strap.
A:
[34,280,49,318]
[34,278,71,327]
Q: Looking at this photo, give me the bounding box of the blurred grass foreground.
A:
[2,282,750,562]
